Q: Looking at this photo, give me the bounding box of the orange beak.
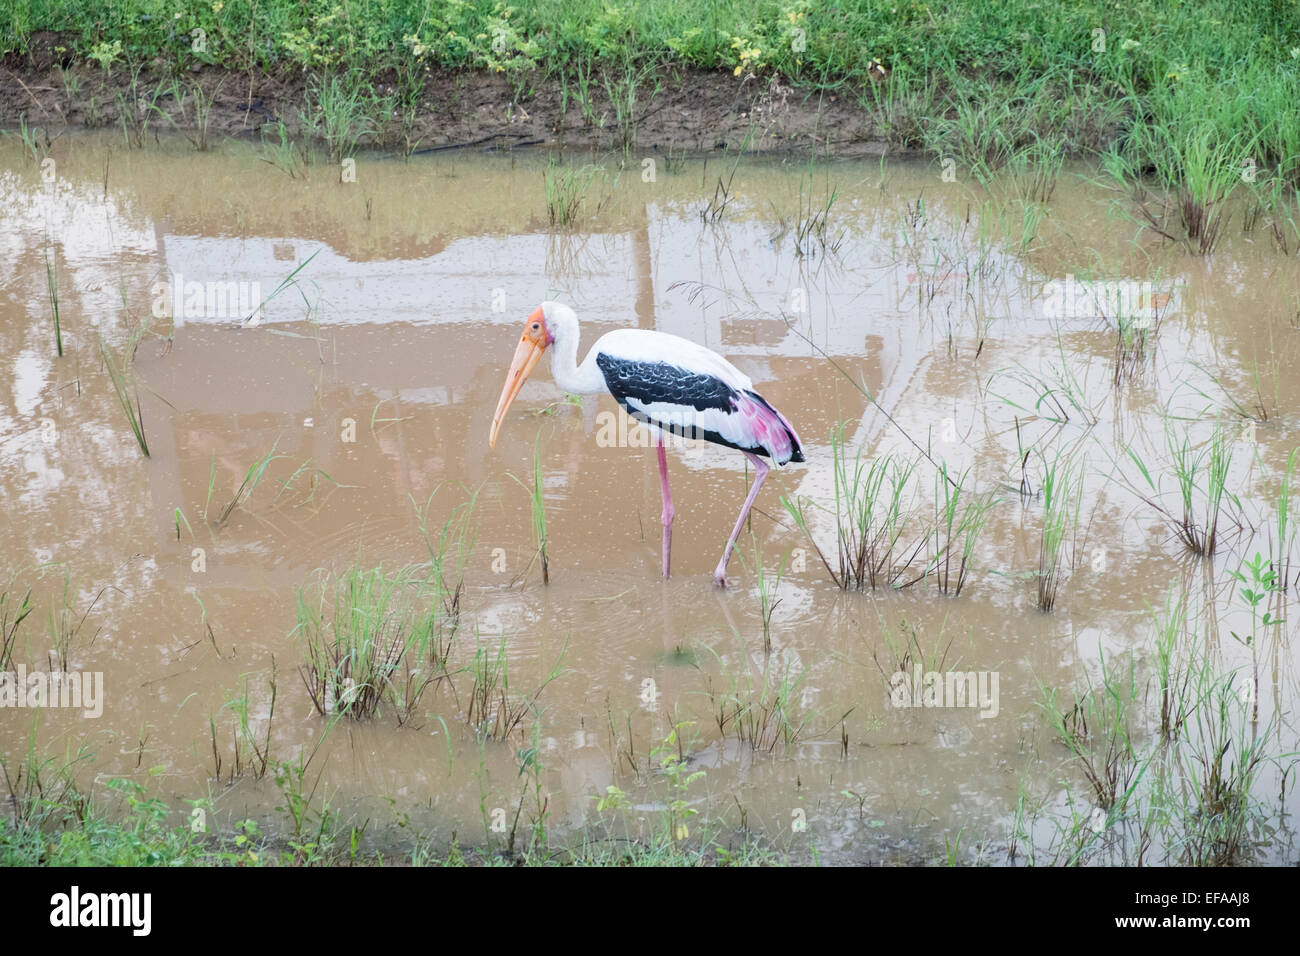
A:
[489,310,550,448]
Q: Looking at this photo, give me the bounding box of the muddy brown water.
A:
[1,133,1298,864]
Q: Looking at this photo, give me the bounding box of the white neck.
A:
[546,305,606,394]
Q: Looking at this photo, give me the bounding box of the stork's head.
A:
[489,302,561,448]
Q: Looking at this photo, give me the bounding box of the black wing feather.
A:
[595,353,736,412]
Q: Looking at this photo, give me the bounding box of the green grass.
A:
[0,584,34,671]
[601,51,662,153]
[164,76,217,151]
[4,716,762,866]
[99,333,149,456]
[705,650,813,754]
[301,71,372,161]
[1152,587,1192,742]
[0,783,780,866]
[783,425,922,591]
[462,630,565,740]
[115,63,165,149]
[210,667,278,783]
[927,463,994,597]
[1026,576,1298,865]
[43,248,61,357]
[215,441,284,526]
[789,156,842,257]
[747,537,786,653]
[543,159,602,229]
[294,562,456,722]
[7,0,1296,185]
[1037,453,1081,612]
[508,437,551,583]
[1041,649,1143,812]
[260,120,307,178]
[1126,422,1239,558]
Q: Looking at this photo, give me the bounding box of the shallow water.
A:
[1,133,1297,864]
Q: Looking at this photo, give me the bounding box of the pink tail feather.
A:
[736,390,804,465]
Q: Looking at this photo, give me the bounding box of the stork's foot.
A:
[713,569,728,588]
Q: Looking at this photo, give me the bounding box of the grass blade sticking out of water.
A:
[871,612,956,687]
[44,570,112,672]
[12,114,48,165]
[1040,648,1142,811]
[173,507,194,541]
[791,153,842,258]
[1108,115,1255,256]
[508,438,549,585]
[1011,133,1065,204]
[1276,448,1297,590]
[0,584,34,671]
[202,455,216,522]
[260,120,307,179]
[410,482,479,623]
[1152,586,1192,742]
[704,649,810,754]
[927,463,995,597]
[698,130,755,225]
[216,441,284,527]
[212,664,278,782]
[464,629,567,740]
[736,536,786,653]
[1107,281,1169,386]
[783,425,924,591]
[1037,453,1082,612]
[1126,423,1240,558]
[1167,126,1250,256]
[294,563,453,722]
[242,249,320,326]
[544,159,600,228]
[99,334,148,456]
[1169,424,1232,556]
[1179,667,1273,865]
[44,249,61,357]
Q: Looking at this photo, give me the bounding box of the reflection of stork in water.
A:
[489,302,804,587]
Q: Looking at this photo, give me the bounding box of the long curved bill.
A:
[488,336,545,448]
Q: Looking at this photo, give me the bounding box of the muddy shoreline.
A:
[2,55,890,157]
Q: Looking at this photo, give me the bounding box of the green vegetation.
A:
[1031,613,1290,866]
[0,584,34,671]
[99,333,150,456]
[215,441,285,526]
[0,710,777,866]
[508,436,551,583]
[5,1,1298,208]
[43,248,61,357]
[4,0,1300,871]
[1036,453,1081,612]
[543,158,601,229]
[783,427,920,591]
[294,562,457,721]
[0,762,778,866]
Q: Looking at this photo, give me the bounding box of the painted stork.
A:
[488,302,804,587]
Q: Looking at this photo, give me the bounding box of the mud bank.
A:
[2,53,887,157]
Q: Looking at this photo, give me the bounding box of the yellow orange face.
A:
[488,307,550,448]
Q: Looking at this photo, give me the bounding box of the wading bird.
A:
[489,302,804,586]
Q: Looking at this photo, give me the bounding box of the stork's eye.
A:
[531,323,540,331]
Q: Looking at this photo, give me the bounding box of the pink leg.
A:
[713,452,769,588]
[657,438,674,578]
